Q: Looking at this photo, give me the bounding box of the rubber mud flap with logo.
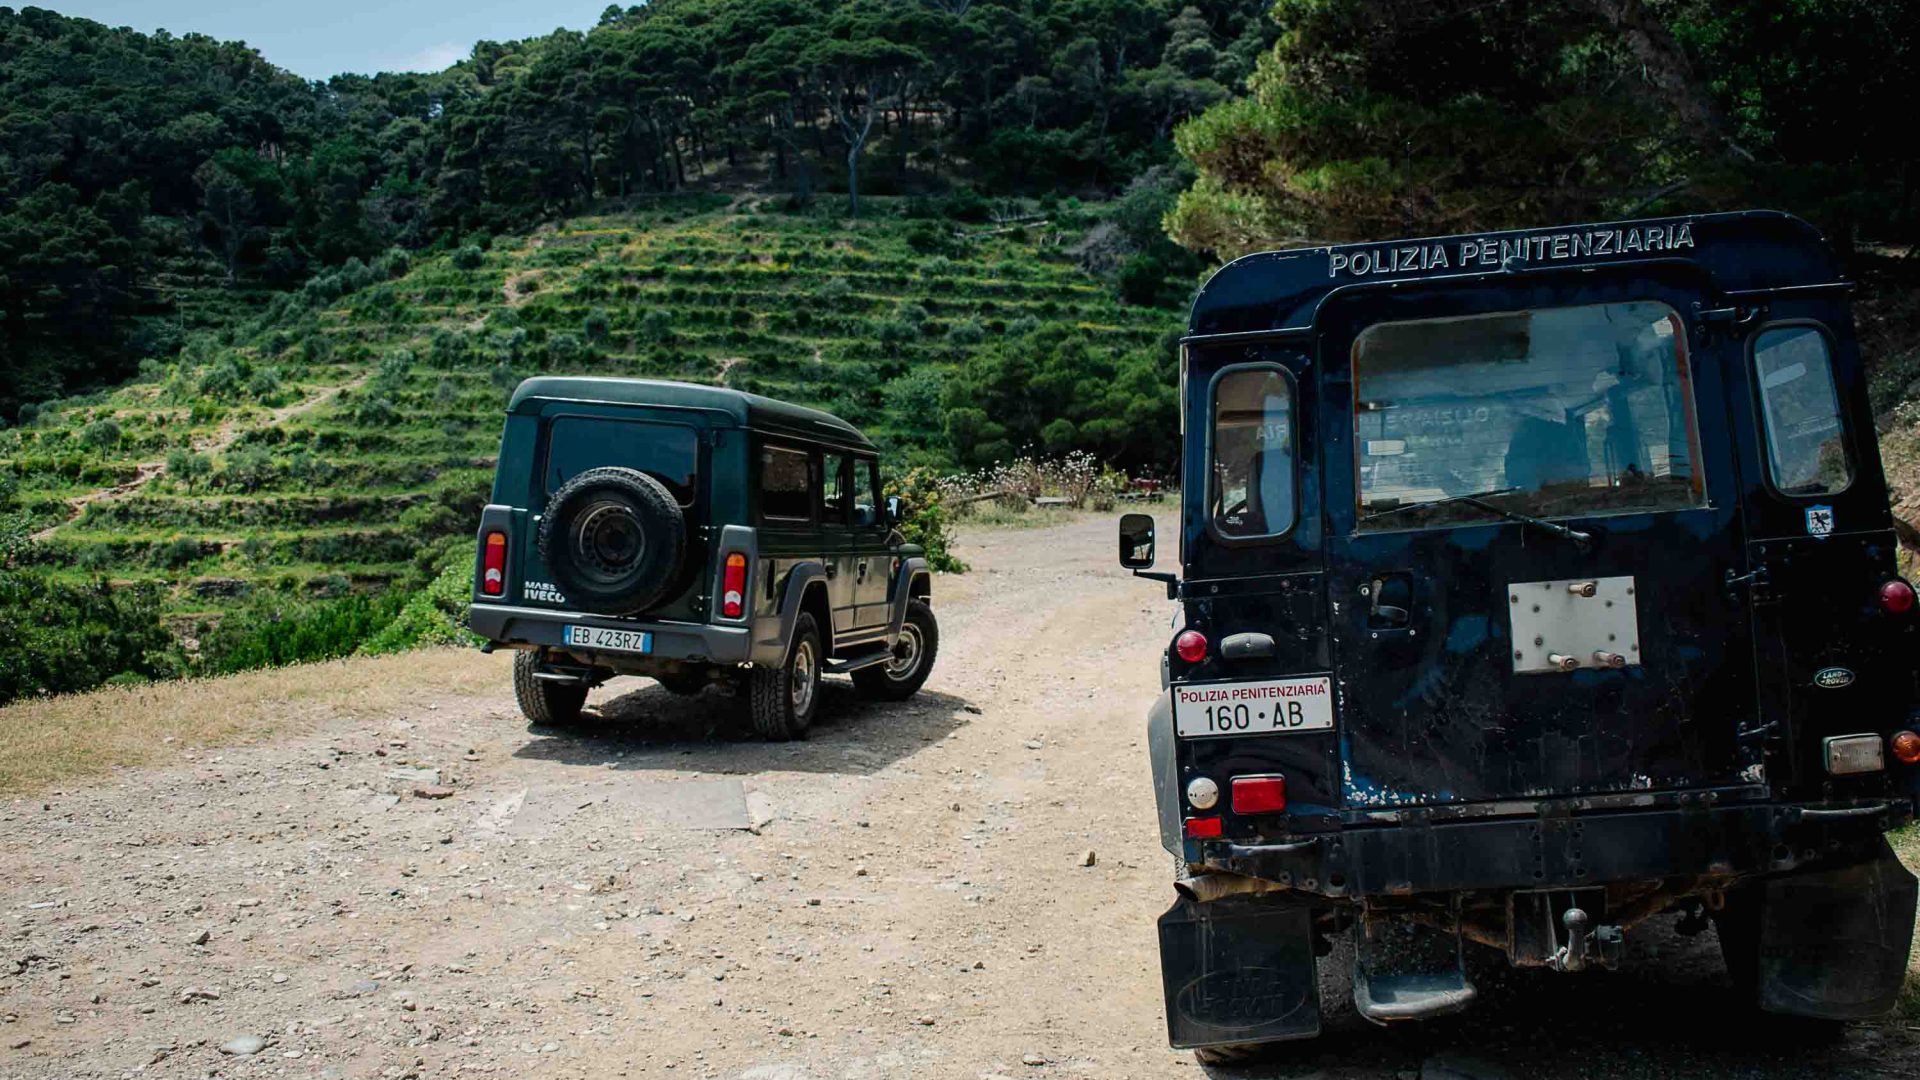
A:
[1158,895,1321,1048]
[1757,838,1918,1019]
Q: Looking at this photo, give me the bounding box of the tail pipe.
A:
[1175,871,1289,904]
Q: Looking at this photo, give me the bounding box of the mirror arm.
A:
[1132,569,1179,600]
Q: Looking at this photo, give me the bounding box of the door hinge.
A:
[1725,565,1771,603]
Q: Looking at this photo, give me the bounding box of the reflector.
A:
[1892,730,1920,765]
[1880,579,1915,614]
[1231,775,1288,814]
[1183,816,1222,839]
[1175,630,1208,663]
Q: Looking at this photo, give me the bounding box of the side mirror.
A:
[1119,512,1156,569]
[885,495,904,524]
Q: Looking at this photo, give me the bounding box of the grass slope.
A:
[0,197,1179,628]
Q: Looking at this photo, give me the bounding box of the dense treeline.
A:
[0,0,1271,421]
[1168,0,1919,256]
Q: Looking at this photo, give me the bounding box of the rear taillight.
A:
[721,553,747,619]
[1183,816,1222,839]
[1231,775,1288,814]
[1880,579,1915,614]
[1892,730,1920,765]
[1174,630,1208,663]
[481,531,507,596]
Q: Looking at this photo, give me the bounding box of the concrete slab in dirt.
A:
[508,778,752,835]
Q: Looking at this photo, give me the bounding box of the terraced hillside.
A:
[0,198,1181,634]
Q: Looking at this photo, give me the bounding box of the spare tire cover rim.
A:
[571,499,647,586]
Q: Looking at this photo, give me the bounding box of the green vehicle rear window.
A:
[544,416,698,505]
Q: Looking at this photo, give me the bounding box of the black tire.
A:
[513,650,588,726]
[852,599,938,701]
[749,612,822,741]
[538,467,685,616]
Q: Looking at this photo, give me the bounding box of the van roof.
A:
[1189,209,1843,339]
[508,377,875,450]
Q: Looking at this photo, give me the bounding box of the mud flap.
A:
[1353,916,1476,1023]
[1157,895,1321,1049]
[1757,838,1919,1019]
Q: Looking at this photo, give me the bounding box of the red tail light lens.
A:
[1892,730,1920,765]
[1880,579,1915,614]
[481,531,507,596]
[1231,775,1288,814]
[1174,630,1208,663]
[1183,816,1222,839]
[721,553,748,619]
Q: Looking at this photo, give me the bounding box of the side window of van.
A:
[822,453,850,526]
[1753,326,1851,496]
[760,446,814,523]
[852,459,879,527]
[1211,366,1296,538]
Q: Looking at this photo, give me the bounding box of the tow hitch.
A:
[1547,907,1624,972]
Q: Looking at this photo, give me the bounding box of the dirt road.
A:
[1,514,1915,1080]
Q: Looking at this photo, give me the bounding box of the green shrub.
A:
[885,466,965,573]
[359,556,482,655]
[452,245,485,270]
[0,574,176,706]
[583,309,612,341]
[946,319,986,346]
[81,418,123,449]
[197,591,407,674]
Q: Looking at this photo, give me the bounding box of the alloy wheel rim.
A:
[887,624,923,679]
[791,639,816,714]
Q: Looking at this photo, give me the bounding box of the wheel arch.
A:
[751,561,834,666]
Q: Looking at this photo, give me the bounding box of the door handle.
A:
[856,560,869,582]
[824,563,837,580]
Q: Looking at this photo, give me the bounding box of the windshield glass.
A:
[545,416,698,505]
[1352,301,1707,530]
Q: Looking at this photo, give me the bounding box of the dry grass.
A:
[0,647,498,796]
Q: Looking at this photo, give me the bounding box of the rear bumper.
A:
[1202,798,1915,899]
[469,602,751,664]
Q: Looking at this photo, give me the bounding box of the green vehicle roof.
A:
[508,376,874,450]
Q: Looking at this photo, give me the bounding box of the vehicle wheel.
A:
[657,671,707,696]
[513,650,589,727]
[749,612,822,740]
[538,467,685,616]
[852,600,938,701]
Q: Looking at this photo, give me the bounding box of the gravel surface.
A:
[1,513,1915,1079]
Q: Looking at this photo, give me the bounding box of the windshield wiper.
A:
[1361,487,1593,551]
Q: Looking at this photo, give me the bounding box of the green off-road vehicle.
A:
[468,377,937,739]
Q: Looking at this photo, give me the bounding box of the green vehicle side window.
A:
[1753,325,1851,496]
[852,459,878,527]
[760,446,813,523]
[822,453,850,526]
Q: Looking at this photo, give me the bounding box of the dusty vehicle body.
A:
[1122,211,1919,1057]
[469,377,936,739]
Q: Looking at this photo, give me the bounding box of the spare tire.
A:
[538,467,686,616]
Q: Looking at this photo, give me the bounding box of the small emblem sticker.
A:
[1805,504,1835,537]
[1813,666,1855,689]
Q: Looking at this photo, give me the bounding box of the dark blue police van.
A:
[1118,210,1919,1060]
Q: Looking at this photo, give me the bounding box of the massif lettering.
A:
[1328,222,1695,279]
